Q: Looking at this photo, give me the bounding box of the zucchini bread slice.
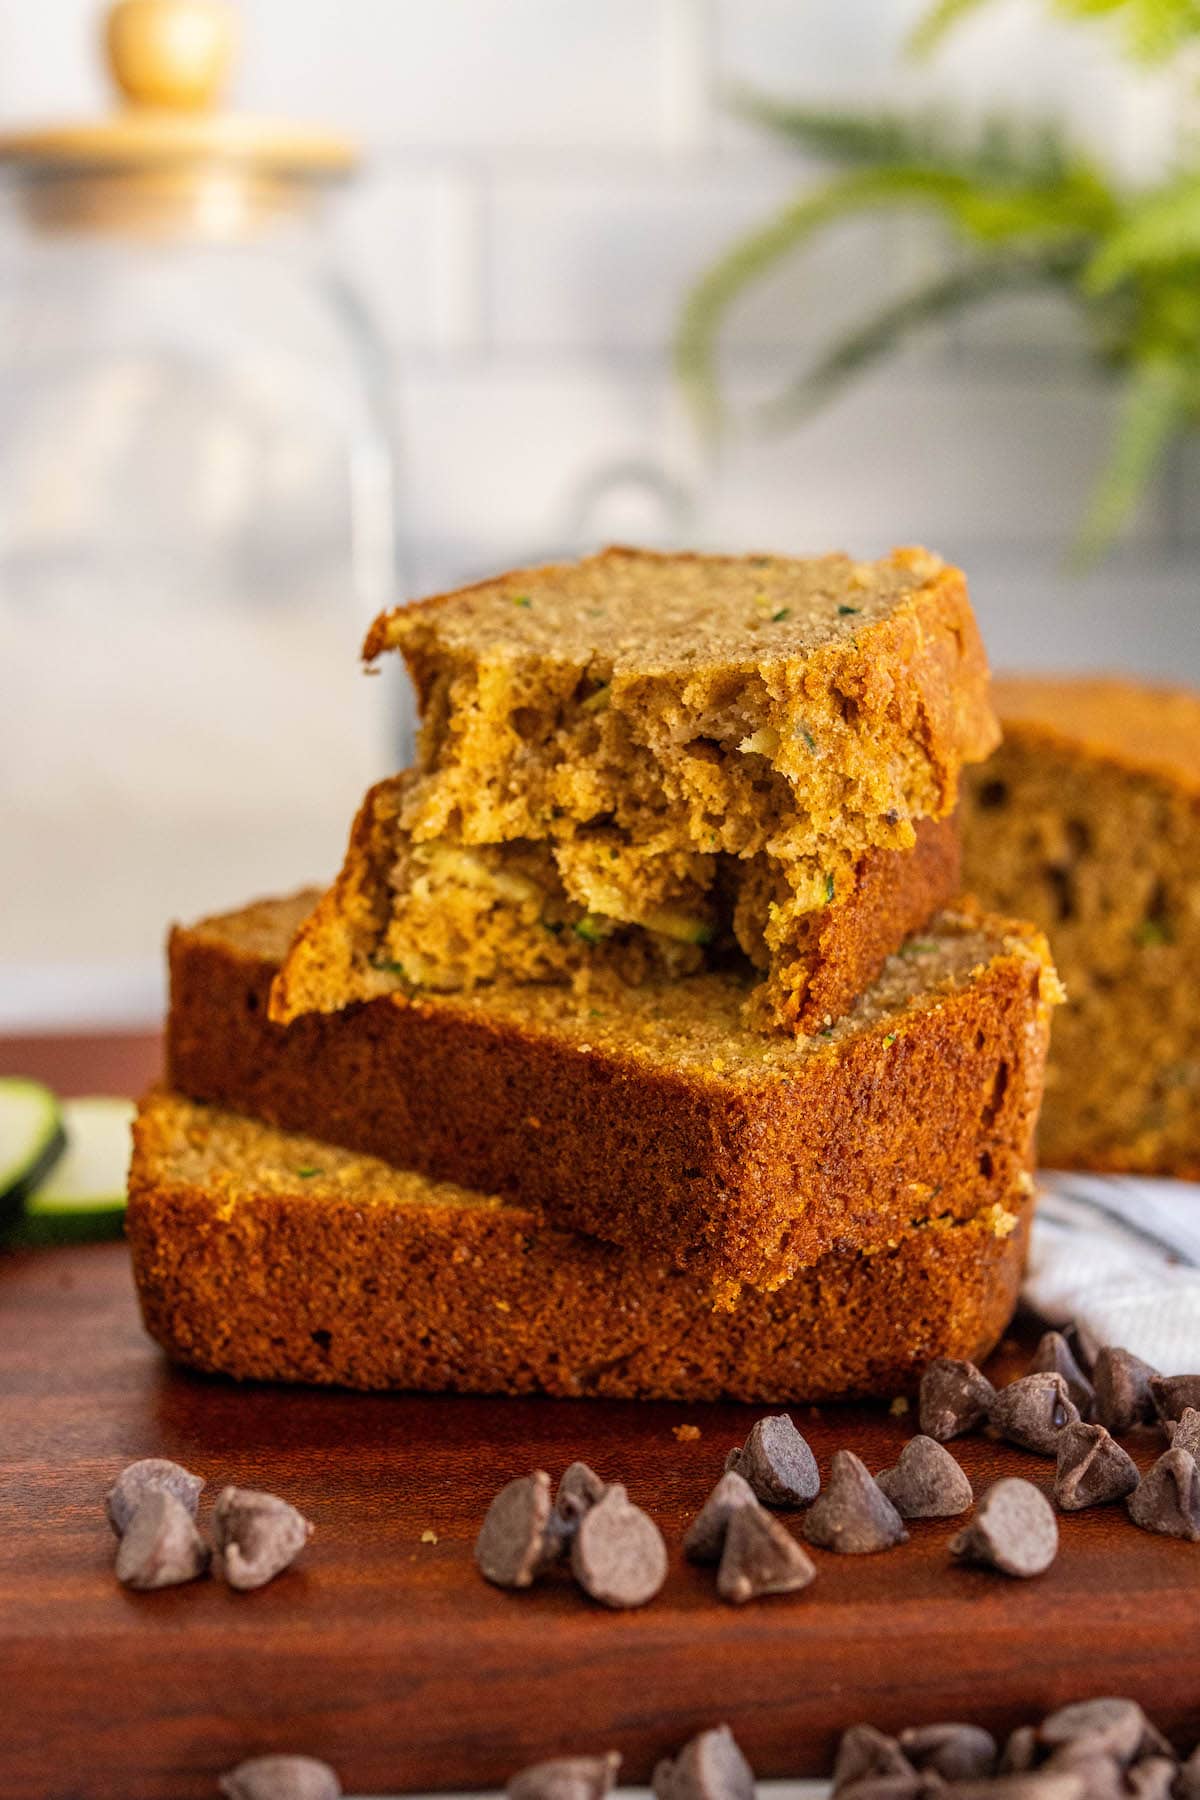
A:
[274,545,994,1034]
[267,772,961,1034]
[169,890,1059,1296]
[128,1089,1032,1403]
[962,674,1200,1177]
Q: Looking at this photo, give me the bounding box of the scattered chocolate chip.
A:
[1053,1423,1140,1511]
[106,1457,203,1537]
[988,1373,1080,1456]
[1028,1331,1095,1420]
[570,1483,667,1608]
[1039,1697,1153,1767]
[653,1724,755,1800]
[683,1470,757,1564]
[831,1724,913,1791]
[507,1751,620,1800]
[724,1414,819,1507]
[1093,1347,1159,1434]
[1167,1407,1200,1459]
[998,1727,1038,1775]
[554,1461,607,1528]
[802,1450,908,1554]
[875,1436,973,1519]
[1126,1756,1178,1798]
[114,1488,210,1590]
[1178,1747,1200,1799]
[1127,1448,1200,1541]
[213,1486,313,1591]
[218,1754,342,1800]
[898,1722,997,1781]
[1149,1374,1200,1426]
[475,1471,554,1590]
[950,1478,1058,1577]
[715,1499,817,1604]
[919,1358,996,1442]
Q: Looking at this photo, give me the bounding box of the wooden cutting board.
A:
[2,1033,1198,1800]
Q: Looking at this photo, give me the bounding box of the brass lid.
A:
[0,0,356,184]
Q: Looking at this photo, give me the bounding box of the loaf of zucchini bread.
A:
[168,890,1059,1297]
[271,546,997,1033]
[128,1089,1032,1403]
[962,674,1200,1177]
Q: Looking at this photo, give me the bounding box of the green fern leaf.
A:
[1087,171,1200,289]
[756,251,1088,431]
[1074,355,1191,561]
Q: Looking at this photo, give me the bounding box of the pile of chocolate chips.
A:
[830,1694,1200,1797]
[106,1458,313,1593]
[922,1331,1200,1547]
[475,1462,668,1609]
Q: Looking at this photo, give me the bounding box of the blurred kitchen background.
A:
[2,0,1198,1029]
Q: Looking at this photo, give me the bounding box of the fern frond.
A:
[908,0,996,56]
[1086,171,1200,289]
[756,251,1087,431]
[1073,354,1191,561]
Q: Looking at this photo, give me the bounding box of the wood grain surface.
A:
[2,1035,1199,1800]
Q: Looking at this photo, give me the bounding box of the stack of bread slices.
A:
[130,546,1062,1403]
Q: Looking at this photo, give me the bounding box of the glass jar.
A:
[0,0,404,1011]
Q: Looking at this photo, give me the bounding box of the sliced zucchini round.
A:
[0,1077,66,1228]
[18,1095,135,1244]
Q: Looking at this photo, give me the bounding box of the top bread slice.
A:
[364,545,999,866]
[961,674,1200,1178]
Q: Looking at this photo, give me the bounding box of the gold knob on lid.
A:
[105,0,238,114]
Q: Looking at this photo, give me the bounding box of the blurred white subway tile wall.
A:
[0,0,1194,667]
[1,0,1198,1022]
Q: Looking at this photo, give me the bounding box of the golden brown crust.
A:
[128,1090,1030,1403]
[963,674,1200,1178]
[171,894,1057,1293]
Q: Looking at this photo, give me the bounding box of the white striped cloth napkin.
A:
[1024,1171,1200,1373]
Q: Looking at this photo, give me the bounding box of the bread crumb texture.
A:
[962,674,1200,1177]
[273,546,997,1032]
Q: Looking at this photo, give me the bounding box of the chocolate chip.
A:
[1053,1423,1140,1511]
[554,1461,607,1528]
[1039,1697,1153,1766]
[1127,1447,1200,1541]
[919,1359,996,1442]
[1178,1747,1200,1799]
[475,1471,554,1589]
[1167,1407,1200,1459]
[831,1724,913,1791]
[987,1373,1080,1456]
[106,1457,203,1537]
[898,1722,997,1781]
[1028,1331,1095,1421]
[653,1725,755,1800]
[1093,1347,1159,1433]
[683,1470,757,1564]
[114,1488,210,1590]
[950,1477,1058,1577]
[802,1450,908,1554]
[715,1499,817,1603]
[570,1483,667,1608]
[999,1727,1039,1774]
[507,1751,620,1800]
[213,1486,313,1591]
[218,1755,341,1800]
[1125,1756,1178,1798]
[724,1414,820,1506]
[1149,1374,1200,1426]
[875,1436,973,1519]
